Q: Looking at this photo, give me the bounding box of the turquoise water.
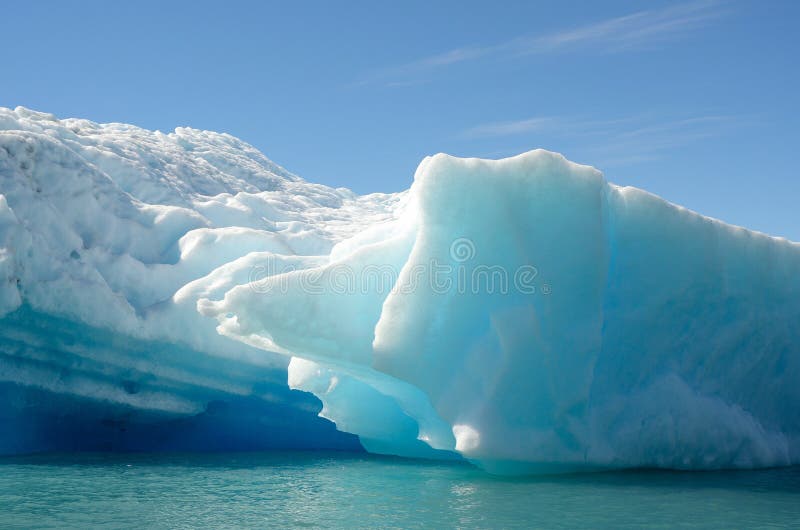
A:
[1,453,798,529]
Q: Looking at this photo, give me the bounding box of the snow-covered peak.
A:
[0,106,405,327]
[0,106,307,205]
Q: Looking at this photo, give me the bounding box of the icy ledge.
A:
[3,107,800,473]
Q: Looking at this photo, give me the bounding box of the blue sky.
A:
[3,0,799,239]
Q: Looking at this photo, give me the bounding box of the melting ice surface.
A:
[0,107,798,474]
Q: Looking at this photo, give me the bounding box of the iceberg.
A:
[1,107,798,473]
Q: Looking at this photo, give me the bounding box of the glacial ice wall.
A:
[203,150,800,473]
[1,107,798,473]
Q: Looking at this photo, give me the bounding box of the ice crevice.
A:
[1,107,799,473]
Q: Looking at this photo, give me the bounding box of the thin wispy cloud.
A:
[462,117,554,139]
[460,112,746,169]
[527,0,727,53]
[356,0,728,87]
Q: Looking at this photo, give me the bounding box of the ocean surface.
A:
[0,452,798,529]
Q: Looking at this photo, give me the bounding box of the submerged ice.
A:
[1,107,798,473]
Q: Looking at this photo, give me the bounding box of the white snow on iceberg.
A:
[2,107,799,473]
